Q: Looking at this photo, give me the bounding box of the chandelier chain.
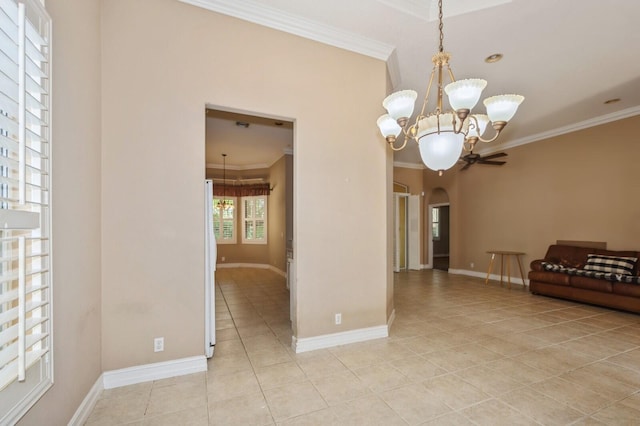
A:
[438,0,444,53]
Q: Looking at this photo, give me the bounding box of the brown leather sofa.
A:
[529,244,640,313]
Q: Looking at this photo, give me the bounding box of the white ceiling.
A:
[205,109,293,171]
[195,0,640,167]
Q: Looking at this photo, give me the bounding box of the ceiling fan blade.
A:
[477,160,507,166]
[460,162,472,171]
[481,152,508,160]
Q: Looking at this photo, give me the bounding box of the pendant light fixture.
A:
[377,0,524,175]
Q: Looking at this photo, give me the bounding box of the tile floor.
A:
[85,268,640,425]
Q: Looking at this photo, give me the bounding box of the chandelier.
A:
[376,0,524,175]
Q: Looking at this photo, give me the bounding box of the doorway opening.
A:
[428,188,450,271]
[204,106,295,355]
[393,182,420,272]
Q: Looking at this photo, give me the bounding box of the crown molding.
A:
[179,0,395,61]
[483,106,640,155]
[393,161,425,170]
[206,162,270,170]
[393,106,640,166]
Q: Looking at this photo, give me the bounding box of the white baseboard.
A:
[67,374,104,426]
[217,262,286,277]
[387,309,396,329]
[292,325,388,353]
[102,356,207,390]
[448,268,528,287]
[422,264,432,269]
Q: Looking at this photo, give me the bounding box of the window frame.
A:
[431,206,440,240]
[0,0,53,423]
[241,195,267,245]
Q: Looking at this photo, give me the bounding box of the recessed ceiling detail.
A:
[484,53,503,63]
[376,0,512,21]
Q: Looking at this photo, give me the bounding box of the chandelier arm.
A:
[463,137,478,152]
[436,63,444,112]
[387,134,409,151]
[418,66,438,118]
[476,128,503,144]
[446,63,456,83]
[451,115,466,134]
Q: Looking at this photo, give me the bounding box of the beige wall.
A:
[268,155,287,272]
[101,0,388,368]
[455,115,640,274]
[19,0,103,423]
[394,167,423,194]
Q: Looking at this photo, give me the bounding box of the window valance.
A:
[213,183,271,197]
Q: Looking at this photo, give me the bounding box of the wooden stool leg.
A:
[500,254,504,287]
[516,254,526,289]
[485,254,495,285]
[507,255,512,290]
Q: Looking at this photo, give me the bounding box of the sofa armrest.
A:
[530,259,546,272]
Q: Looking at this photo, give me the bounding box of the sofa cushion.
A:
[529,270,571,286]
[613,282,640,297]
[571,276,613,293]
[584,254,637,275]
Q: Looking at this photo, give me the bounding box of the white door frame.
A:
[427,202,450,270]
[394,193,421,272]
[407,195,421,270]
[393,193,408,272]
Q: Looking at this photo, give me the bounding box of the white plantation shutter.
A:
[213,196,236,244]
[0,0,52,423]
[242,196,267,244]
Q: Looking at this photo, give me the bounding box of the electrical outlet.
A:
[154,337,164,352]
[470,262,475,269]
[335,313,342,325]
[221,256,226,262]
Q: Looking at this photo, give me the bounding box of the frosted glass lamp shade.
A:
[382,90,418,121]
[418,132,464,172]
[416,113,465,172]
[467,114,489,137]
[483,94,524,123]
[445,79,487,111]
[377,114,402,138]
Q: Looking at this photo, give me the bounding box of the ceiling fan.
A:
[459,151,507,171]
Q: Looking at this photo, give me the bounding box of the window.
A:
[432,207,440,240]
[212,197,236,244]
[242,196,267,244]
[0,0,52,423]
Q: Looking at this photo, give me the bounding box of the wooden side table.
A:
[485,250,526,289]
